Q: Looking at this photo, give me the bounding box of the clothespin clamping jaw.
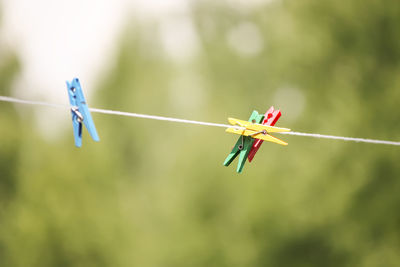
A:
[66,78,100,147]
[223,109,290,173]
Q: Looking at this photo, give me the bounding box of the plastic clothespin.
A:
[223,110,264,173]
[248,106,282,162]
[224,109,290,173]
[226,118,290,145]
[66,78,100,147]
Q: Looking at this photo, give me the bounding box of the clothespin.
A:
[224,109,290,173]
[223,110,264,173]
[248,106,282,162]
[66,78,100,147]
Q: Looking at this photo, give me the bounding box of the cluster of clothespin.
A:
[223,108,290,173]
[66,77,289,173]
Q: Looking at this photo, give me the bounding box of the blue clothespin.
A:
[66,78,100,147]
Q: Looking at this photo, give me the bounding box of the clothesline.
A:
[1,95,399,146]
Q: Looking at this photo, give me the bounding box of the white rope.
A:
[1,95,400,146]
[89,107,236,129]
[280,131,400,146]
[0,96,67,109]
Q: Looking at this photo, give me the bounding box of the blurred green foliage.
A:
[1,0,400,266]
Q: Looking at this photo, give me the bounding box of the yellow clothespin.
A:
[226,118,291,146]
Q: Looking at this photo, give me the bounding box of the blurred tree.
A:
[1,0,400,266]
[0,45,19,201]
[0,7,21,264]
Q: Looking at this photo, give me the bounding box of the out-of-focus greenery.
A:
[1,0,400,266]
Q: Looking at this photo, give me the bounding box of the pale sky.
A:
[1,0,191,101]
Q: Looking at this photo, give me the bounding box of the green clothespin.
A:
[223,110,264,173]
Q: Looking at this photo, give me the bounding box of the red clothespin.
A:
[247,106,282,162]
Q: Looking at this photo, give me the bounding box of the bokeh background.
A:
[1,0,400,266]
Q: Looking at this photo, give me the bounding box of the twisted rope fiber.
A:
[1,96,399,146]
